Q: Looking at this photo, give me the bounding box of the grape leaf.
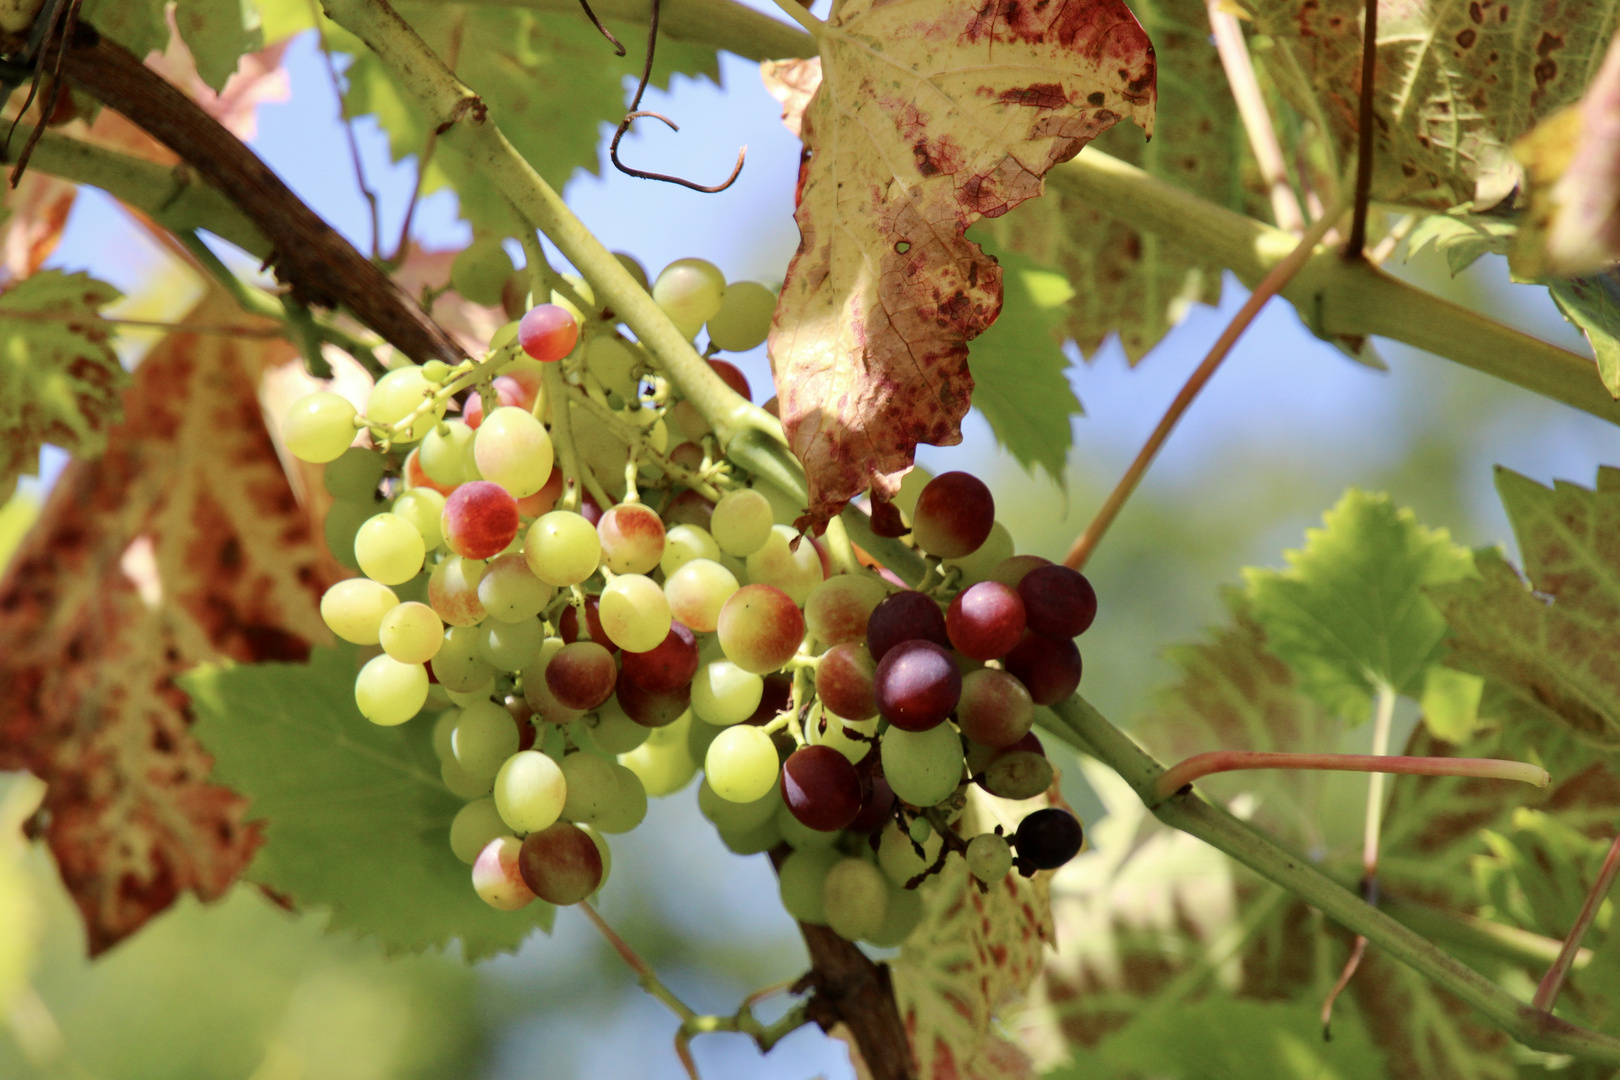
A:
[0,270,126,502]
[81,0,169,59]
[764,0,1155,529]
[1243,489,1476,724]
[0,291,338,954]
[1404,213,1518,277]
[1548,275,1620,398]
[175,0,265,92]
[184,645,557,959]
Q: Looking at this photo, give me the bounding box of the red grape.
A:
[911,472,994,558]
[955,668,1034,748]
[462,375,528,429]
[615,678,690,728]
[1017,564,1097,639]
[847,773,895,834]
[1002,633,1082,706]
[746,672,794,725]
[815,642,877,721]
[717,584,806,674]
[545,641,618,710]
[945,581,1026,660]
[517,466,565,518]
[577,491,604,527]
[620,621,699,693]
[443,481,521,559]
[518,303,579,362]
[780,745,862,831]
[560,595,616,653]
[707,358,751,401]
[662,488,714,529]
[873,640,961,731]
[1013,808,1084,870]
[518,821,603,904]
[865,591,949,662]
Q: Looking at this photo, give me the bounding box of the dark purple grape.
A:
[911,472,994,558]
[545,641,617,710]
[866,591,949,662]
[616,678,690,728]
[816,642,877,720]
[1017,565,1097,639]
[620,621,699,693]
[873,639,961,732]
[780,745,863,831]
[1013,808,1084,870]
[746,672,794,725]
[848,772,895,834]
[518,821,603,904]
[946,581,1025,660]
[1002,633,1081,705]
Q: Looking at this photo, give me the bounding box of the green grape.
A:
[320,578,399,644]
[594,764,648,834]
[474,407,555,498]
[686,704,721,762]
[664,558,739,634]
[878,821,943,886]
[471,834,534,910]
[586,697,650,754]
[569,402,630,497]
[525,511,601,586]
[599,573,671,653]
[477,553,553,623]
[443,756,494,798]
[451,236,515,305]
[423,360,453,383]
[432,710,459,761]
[354,654,428,726]
[459,432,484,482]
[446,682,496,707]
[494,749,567,833]
[432,624,497,692]
[652,258,726,332]
[368,365,446,442]
[717,818,781,855]
[284,391,357,463]
[880,723,965,808]
[323,446,385,501]
[479,616,544,671]
[705,280,775,352]
[450,796,508,864]
[559,751,619,824]
[865,881,925,947]
[691,660,763,726]
[452,700,521,780]
[711,488,773,557]
[777,847,840,924]
[587,335,643,399]
[429,554,488,627]
[378,600,444,664]
[966,832,1013,884]
[823,858,888,942]
[356,512,426,585]
[614,252,649,291]
[421,420,476,487]
[698,777,780,832]
[704,725,779,803]
[323,499,372,570]
[394,570,431,608]
[393,488,446,549]
[618,735,697,797]
[776,801,840,850]
[908,817,932,846]
[944,521,1014,585]
[660,524,721,577]
[805,709,877,765]
[746,525,824,606]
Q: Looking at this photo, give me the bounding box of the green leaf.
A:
[1405,214,1518,277]
[963,233,1081,481]
[1420,666,1485,743]
[79,0,169,59]
[183,646,555,959]
[175,0,265,92]
[1548,275,1620,398]
[1243,490,1476,724]
[1473,808,1612,938]
[0,270,126,502]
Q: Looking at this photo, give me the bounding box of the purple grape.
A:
[616,678,690,728]
[518,821,603,904]
[1017,565,1097,639]
[1013,808,1084,870]
[911,472,994,558]
[866,591,949,662]
[873,639,961,732]
[780,745,863,831]
[816,642,877,721]
[847,772,895,834]
[620,621,699,693]
[1002,633,1081,706]
[545,642,618,710]
[946,581,1025,660]
[746,672,794,726]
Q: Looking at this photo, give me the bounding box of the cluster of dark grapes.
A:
[281,248,1088,938]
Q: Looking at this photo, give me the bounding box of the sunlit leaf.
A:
[175,0,265,92]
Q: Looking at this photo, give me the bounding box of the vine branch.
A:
[1207,0,1304,234]
[1534,833,1620,1012]
[1345,0,1379,256]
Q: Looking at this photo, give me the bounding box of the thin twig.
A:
[1321,934,1368,1037]
[8,0,82,188]
[1152,749,1550,802]
[1535,834,1620,1012]
[308,0,381,258]
[1207,0,1305,234]
[1062,198,1347,570]
[575,0,626,54]
[1344,0,1379,256]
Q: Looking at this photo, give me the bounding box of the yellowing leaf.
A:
[766,0,1154,527]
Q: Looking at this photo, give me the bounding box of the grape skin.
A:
[593,765,649,833]
[945,581,1026,661]
[518,303,580,362]
[429,555,489,627]
[780,745,862,832]
[355,512,426,585]
[955,668,1035,748]
[745,526,825,606]
[911,471,995,558]
[545,641,619,710]
[815,642,877,721]
[354,654,429,726]
[691,660,764,726]
[823,859,888,942]
[519,822,604,904]
[599,573,673,653]
[866,591,950,662]
[323,446,385,501]
[394,489,447,549]
[474,406,555,498]
[378,601,444,664]
[442,481,521,560]
[777,847,840,925]
[560,751,621,824]
[1017,564,1099,639]
[598,502,666,575]
[873,640,961,732]
[321,578,399,645]
[880,723,964,808]
[664,558,739,633]
[711,489,774,557]
[472,835,536,910]
[452,700,521,779]
[284,391,357,463]
[620,622,699,693]
[1013,808,1084,870]
[478,554,554,623]
[966,832,1013,883]
[432,625,497,692]
[421,419,476,486]
[525,511,601,586]
[478,616,545,671]
[450,798,508,865]
[804,573,890,647]
[493,749,568,833]
[717,584,805,674]
[1003,633,1082,705]
[706,281,775,352]
[615,677,691,728]
[368,365,447,442]
[704,725,779,802]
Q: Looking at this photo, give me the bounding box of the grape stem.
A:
[1152,747,1551,802]
[565,384,725,501]
[541,363,584,512]
[1534,833,1620,1012]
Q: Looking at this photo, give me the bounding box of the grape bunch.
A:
[282,251,1087,937]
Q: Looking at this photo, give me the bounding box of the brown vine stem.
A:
[1207,0,1305,234]
[1153,748,1550,802]
[1534,833,1620,1012]
[1062,196,1347,571]
[1344,0,1379,256]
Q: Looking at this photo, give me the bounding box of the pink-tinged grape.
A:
[378,601,444,664]
[822,858,888,942]
[691,660,764,726]
[877,819,942,885]
[323,500,370,570]
[662,488,714,529]
[403,446,458,497]
[479,616,544,671]
[393,488,446,549]
[519,821,603,904]
[559,595,615,653]
[450,797,507,864]
[716,584,805,674]
[443,481,521,559]
[745,526,824,606]
[599,573,672,653]
[660,524,720,576]
[880,722,964,807]
[462,375,528,429]
[618,732,698,796]
[521,638,585,725]
[746,673,794,726]
[545,641,618,710]
[452,700,521,780]
[865,591,950,662]
[517,466,565,518]
[586,698,650,753]
[873,640,961,731]
[1002,633,1082,705]
[525,510,601,587]
[711,488,773,557]
[559,751,620,824]
[706,358,752,400]
[421,419,476,487]
[432,624,497,692]
[699,776,780,831]
[652,257,726,334]
[816,642,877,721]
[451,235,515,305]
[980,750,1054,800]
[478,553,554,623]
[804,573,889,647]
[550,273,595,325]
[1017,564,1098,639]
[966,832,1013,884]
[956,668,1034,748]
[911,471,994,558]
[472,835,536,910]
[616,678,691,728]
[944,521,1014,585]
[597,502,665,574]
[777,847,839,924]
[664,558,738,633]
[320,578,399,644]
[593,764,649,833]
[323,446,385,501]
[780,745,862,832]
[428,554,488,627]
[1013,808,1084,870]
[284,391,357,463]
[620,621,699,693]
[518,303,580,362]
[706,281,775,353]
[989,554,1052,589]
[474,406,554,498]
[493,749,567,833]
[866,880,924,948]
[704,724,779,802]
[848,773,895,834]
[368,365,447,442]
[946,581,1026,661]
[355,512,426,585]
[355,654,429,725]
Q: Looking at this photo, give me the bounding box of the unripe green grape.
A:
[880,723,965,808]
[866,881,925,947]
[451,236,515,305]
[432,709,459,761]
[664,558,739,634]
[705,280,775,352]
[717,818,781,855]
[459,433,484,482]
[452,700,521,780]
[474,407,555,497]
[354,654,428,726]
[660,524,721,577]
[618,734,697,797]
[477,553,553,623]
[777,847,840,924]
[711,488,773,557]
[593,764,648,834]
[653,257,726,330]
[320,578,399,644]
[428,554,488,627]
[878,821,943,886]
[471,834,535,910]
[966,832,1013,884]
[446,681,496,707]
[393,488,447,549]
[494,749,567,833]
[560,751,619,824]
[823,858,888,942]
[806,710,878,765]
[442,756,494,799]
[691,660,764,726]
[479,616,544,671]
[698,777,780,832]
[944,521,1015,586]
[909,816,932,846]
[368,365,446,442]
[421,420,476,487]
[378,600,444,664]
[584,697,650,754]
[323,499,371,570]
[284,391,357,463]
[599,573,671,652]
[422,360,453,383]
[587,335,643,399]
[525,510,601,586]
[746,525,824,606]
[450,796,508,864]
[704,725,779,803]
[323,446,385,501]
[356,512,426,585]
[776,801,840,850]
[754,479,804,528]
[432,624,497,692]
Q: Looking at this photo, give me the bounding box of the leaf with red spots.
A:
[0,291,341,954]
[764,0,1154,529]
